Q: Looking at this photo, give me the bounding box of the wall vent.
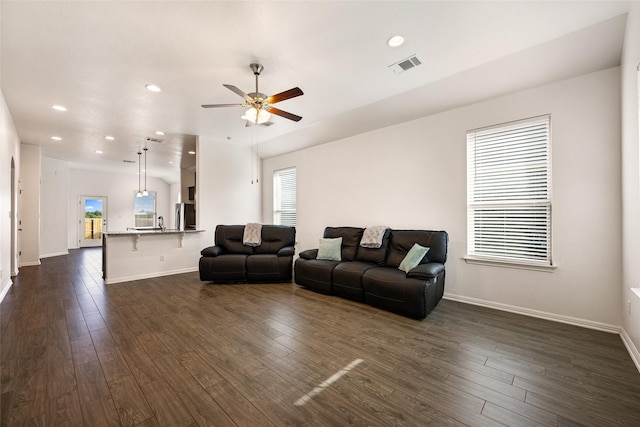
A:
[389,54,423,74]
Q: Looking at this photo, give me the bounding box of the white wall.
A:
[621,4,640,366]
[67,168,171,249]
[263,67,622,329]
[197,136,261,245]
[20,143,41,266]
[41,156,69,258]
[0,90,20,299]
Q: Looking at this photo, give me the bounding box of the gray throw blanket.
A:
[243,223,262,246]
[360,225,387,248]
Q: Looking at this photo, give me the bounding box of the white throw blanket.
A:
[360,225,387,248]
[243,223,262,247]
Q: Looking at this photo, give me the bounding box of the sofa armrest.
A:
[201,246,223,257]
[406,262,445,280]
[278,246,295,257]
[299,249,318,260]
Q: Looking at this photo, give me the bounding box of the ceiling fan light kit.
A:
[202,63,304,124]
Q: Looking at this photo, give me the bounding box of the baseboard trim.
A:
[443,293,621,334]
[40,251,69,259]
[105,267,199,285]
[20,260,41,267]
[621,328,640,373]
[0,278,13,303]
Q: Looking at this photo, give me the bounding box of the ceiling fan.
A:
[201,63,303,125]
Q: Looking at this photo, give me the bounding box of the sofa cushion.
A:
[355,228,390,266]
[362,267,435,319]
[323,227,364,262]
[398,243,429,273]
[199,254,247,282]
[317,237,342,261]
[386,230,448,268]
[294,258,340,294]
[332,262,377,301]
[254,225,296,254]
[215,225,253,255]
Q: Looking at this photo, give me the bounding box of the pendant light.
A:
[136,150,143,197]
[142,147,149,196]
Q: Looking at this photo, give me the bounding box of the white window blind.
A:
[274,167,296,226]
[467,115,551,266]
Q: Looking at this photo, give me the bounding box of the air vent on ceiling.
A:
[389,54,423,74]
[122,159,136,164]
[145,137,163,143]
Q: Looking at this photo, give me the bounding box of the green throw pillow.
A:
[398,243,429,273]
[317,237,342,261]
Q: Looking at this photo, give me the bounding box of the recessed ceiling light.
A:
[168,160,175,164]
[155,131,165,136]
[387,35,404,48]
[105,135,115,141]
[52,105,67,111]
[51,136,62,141]
[188,151,196,155]
[95,150,103,154]
[145,84,161,92]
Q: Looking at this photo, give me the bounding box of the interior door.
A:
[79,196,107,247]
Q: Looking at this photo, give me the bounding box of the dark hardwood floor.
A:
[1,248,639,426]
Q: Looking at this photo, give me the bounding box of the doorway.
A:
[79,196,107,247]
[10,158,18,275]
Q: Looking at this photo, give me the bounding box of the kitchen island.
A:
[102,229,205,284]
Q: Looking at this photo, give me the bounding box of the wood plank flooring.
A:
[1,248,639,426]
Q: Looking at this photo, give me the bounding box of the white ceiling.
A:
[0,1,631,184]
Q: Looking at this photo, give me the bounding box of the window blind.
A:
[274,167,296,226]
[467,115,551,265]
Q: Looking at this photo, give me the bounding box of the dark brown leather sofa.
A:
[294,227,448,319]
[199,224,295,283]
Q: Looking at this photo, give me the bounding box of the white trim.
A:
[0,278,13,303]
[631,288,640,299]
[104,267,199,285]
[443,293,620,334]
[40,251,69,259]
[463,256,557,272]
[621,328,640,373]
[20,261,41,267]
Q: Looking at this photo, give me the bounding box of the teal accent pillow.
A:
[317,237,342,261]
[398,243,429,273]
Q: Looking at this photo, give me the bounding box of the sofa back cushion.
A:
[215,225,254,255]
[385,230,448,268]
[254,225,296,254]
[355,228,390,266]
[323,227,364,262]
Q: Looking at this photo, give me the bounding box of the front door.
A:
[79,196,107,247]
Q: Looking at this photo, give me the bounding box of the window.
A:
[467,115,552,267]
[274,167,296,226]
[134,192,156,228]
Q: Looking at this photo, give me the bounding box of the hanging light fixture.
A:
[136,150,143,197]
[241,107,271,125]
[142,147,149,196]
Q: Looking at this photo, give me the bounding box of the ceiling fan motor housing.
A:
[250,63,264,75]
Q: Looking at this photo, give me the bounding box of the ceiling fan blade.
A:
[201,103,244,108]
[268,107,302,122]
[223,84,253,102]
[267,87,304,104]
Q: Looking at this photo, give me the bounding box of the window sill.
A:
[464,256,557,272]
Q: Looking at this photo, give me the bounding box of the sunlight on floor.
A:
[294,358,364,406]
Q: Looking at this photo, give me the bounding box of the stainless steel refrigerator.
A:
[175,203,196,230]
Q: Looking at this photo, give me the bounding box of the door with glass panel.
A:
[79,196,107,247]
